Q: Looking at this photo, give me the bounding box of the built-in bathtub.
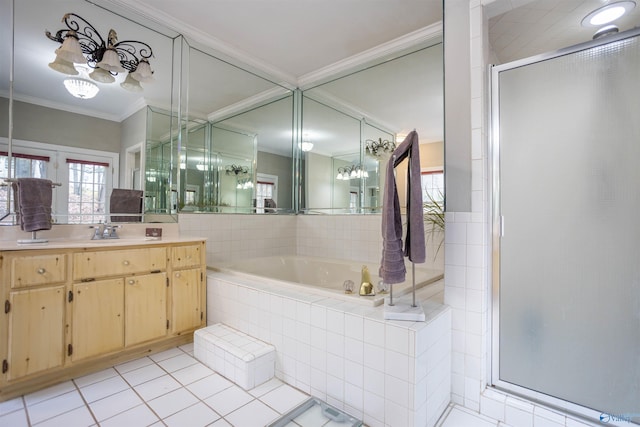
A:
[212,255,443,306]
[206,256,451,427]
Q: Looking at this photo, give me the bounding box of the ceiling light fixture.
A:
[582,1,635,27]
[593,24,620,39]
[62,66,99,99]
[45,13,155,98]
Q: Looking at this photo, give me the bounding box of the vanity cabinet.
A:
[0,239,206,401]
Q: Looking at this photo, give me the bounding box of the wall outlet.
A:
[145,228,162,239]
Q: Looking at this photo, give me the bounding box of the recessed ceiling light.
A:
[582,1,636,27]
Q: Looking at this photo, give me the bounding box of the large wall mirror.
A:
[1,0,179,224]
[300,36,444,214]
[2,0,442,223]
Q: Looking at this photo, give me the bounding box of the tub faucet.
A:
[359,265,375,296]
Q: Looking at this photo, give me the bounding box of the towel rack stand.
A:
[3,178,62,187]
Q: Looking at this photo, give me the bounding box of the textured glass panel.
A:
[498,35,640,418]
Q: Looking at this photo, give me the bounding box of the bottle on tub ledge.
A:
[359,265,375,296]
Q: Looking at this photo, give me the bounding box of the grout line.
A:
[71,378,100,427]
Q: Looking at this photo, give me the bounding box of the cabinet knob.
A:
[37,268,46,274]
[175,272,181,278]
[123,260,130,266]
[128,279,135,285]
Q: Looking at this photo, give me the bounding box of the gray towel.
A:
[379,131,425,284]
[14,178,53,232]
[110,189,143,222]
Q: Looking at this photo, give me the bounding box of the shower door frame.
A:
[489,27,640,424]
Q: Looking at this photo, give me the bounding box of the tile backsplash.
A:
[179,213,444,271]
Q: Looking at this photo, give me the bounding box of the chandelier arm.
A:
[62,13,106,64]
[113,40,154,72]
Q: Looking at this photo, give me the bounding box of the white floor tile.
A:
[24,381,76,407]
[187,374,234,400]
[79,375,130,403]
[147,387,199,419]
[0,408,29,427]
[134,374,182,401]
[209,419,233,427]
[157,353,199,373]
[27,390,85,425]
[260,384,310,414]
[0,396,24,416]
[33,405,95,427]
[440,407,498,427]
[73,368,118,389]
[115,356,154,374]
[171,362,215,385]
[149,347,184,362]
[204,386,254,416]
[163,402,221,427]
[249,378,284,398]
[88,389,143,422]
[121,363,166,386]
[179,342,195,354]
[224,399,280,427]
[99,403,160,427]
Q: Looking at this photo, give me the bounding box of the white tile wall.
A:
[207,271,451,427]
[178,213,444,272]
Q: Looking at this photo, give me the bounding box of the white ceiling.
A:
[111,0,443,84]
[487,0,640,64]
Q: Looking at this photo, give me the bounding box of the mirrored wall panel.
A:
[301,38,444,214]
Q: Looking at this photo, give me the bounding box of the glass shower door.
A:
[492,31,640,422]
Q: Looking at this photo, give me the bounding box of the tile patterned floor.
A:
[0,343,309,427]
[0,343,503,427]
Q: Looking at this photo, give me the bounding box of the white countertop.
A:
[0,223,205,251]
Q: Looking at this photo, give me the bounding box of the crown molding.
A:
[297,22,443,90]
[207,86,291,123]
[103,0,298,89]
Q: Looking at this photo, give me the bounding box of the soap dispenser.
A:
[359,265,375,296]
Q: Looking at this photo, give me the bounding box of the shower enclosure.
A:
[491,29,640,423]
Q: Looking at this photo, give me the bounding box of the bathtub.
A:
[212,255,443,306]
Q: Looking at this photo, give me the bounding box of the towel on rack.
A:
[14,178,53,232]
[110,188,143,222]
[379,131,425,284]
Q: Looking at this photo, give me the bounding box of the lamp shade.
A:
[130,59,154,83]
[48,56,79,75]
[89,67,115,83]
[63,78,99,99]
[55,32,86,64]
[120,72,143,93]
[97,48,126,73]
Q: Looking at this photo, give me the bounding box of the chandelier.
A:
[336,164,369,180]
[225,164,250,177]
[46,13,154,99]
[365,138,396,157]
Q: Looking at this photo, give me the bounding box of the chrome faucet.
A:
[90,223,121,239]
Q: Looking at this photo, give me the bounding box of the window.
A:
[0,150,52,222]
[1,138,118,224]
[256,173,278,213]
[67,159,108,224]
[421,169,444,204]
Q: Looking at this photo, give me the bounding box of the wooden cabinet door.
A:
[171,245,202,269]
[125,273,167,346]
[7,286,65,380]
[171,268,202,334]
[71,279,124,361]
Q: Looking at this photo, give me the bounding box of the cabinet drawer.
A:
[11,254,67,288]
[171,244,202,269]
[73,247,167,280]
